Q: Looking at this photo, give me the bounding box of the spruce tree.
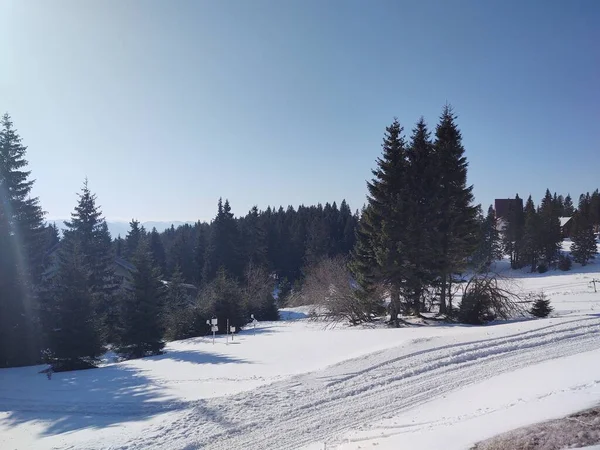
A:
[503,194,525,269]
[473,205,502,271]
[163,265,191,341]
[0,113,46,367]
[149,227,167,275]
[124,219,143,259]
[530,292,553,318]
[521,196,541,272]
[403,117,441,312]
[203,199,242,281]
[241,206,269,268]
[352,119,408,320]
[538,189,562,265]
[433,106,478,313]
[570,195,597,265]
[117,242,165,358]
[41,244,104,371]
[194,223,209,285]
[563,194,576,216]
[62,180,118,343]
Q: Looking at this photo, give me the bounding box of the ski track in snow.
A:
[105,315,600,450]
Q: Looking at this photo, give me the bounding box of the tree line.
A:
[0,113,356,369]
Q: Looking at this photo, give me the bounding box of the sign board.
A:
[206,320,210,325]
[211,325,218,332]
[211,318,218,325]
[230,326,236,333]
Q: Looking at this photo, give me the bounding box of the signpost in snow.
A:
[251,314,258,335]
[208,317,218,345]
[230,326,236,341]
[226,319,229,345]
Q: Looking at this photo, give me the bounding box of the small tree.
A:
[530,292,553,318]
[117,243,165,359]
[42,245,104,371]
[163,266,193,341]
[197,269,246,332]
[243,263,279,321]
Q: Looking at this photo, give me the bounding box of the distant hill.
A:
[47,220,194,238]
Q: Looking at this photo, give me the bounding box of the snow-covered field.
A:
[1,244,600,450]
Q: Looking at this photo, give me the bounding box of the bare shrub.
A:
[290,257,384,325]
[242,263,279,321]
[458,272,525,324]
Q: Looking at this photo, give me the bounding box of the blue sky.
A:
[1,0,598,222]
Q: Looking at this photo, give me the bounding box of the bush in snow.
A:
[458,272,524,325]
[290,256,384,325]
[537,263,548,274]
[558,254,572,271]
[530,292,553,318]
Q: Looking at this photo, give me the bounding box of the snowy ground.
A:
[1,244,599,449]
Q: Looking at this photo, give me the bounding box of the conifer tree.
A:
[538,189,562,265]
[163,265,191,341]
[352,119,408,320]
[241,206,269,268]
[521,196,541,272]
[503,194,525,269]
[0,114,46,367]
[563,194,576,216]
[570,194,597,265]
[117,242,165,358]
[433,106,478,313]
[62,180,118,342]
[203,199,242,281]
[124,219,143,259]
[473,205,502,271]
[403,117,441,312]
[149,227,167,275]
[530,292,553,318]
[194,223,209,285]
[41,244,104,371]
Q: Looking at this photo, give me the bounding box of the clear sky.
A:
[1,0,598,222]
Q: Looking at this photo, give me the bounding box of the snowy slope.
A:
[1,249,599,450]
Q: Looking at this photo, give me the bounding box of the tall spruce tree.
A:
[41,243,104,371]
[0,114,46,367]
[538,189,562,265]
[117,242,165,358]
[522,196,541,272]
[433,106,478,314]
[194,223,209,285]
[403,117,441,312]
[203,199,242,281]
[352,119,408,320]
[62,180,118,343]
[570,194,597,265]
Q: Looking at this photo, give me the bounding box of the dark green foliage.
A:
[62,180,118,343]
[521,196,541,272]
[503,194,525,269]
[198,269,246,332]
[563,194,576,216]
[149,227,167,276]
[537,263,548,274]
[203,199,243,281]
[538,189,562,265]
[41,244,104,371]
[163,266,200,341]
[194,223,209,285]
[473,205,503,271]
[168,224,195,282]
[124,219,143,260]
[570,194,597,265]
[242,264,279,322]
[240,206,269,268]
[0,114,46,367]
[558,254,572,271]
[117,243,165,359]
[530,292,553,318]
[433,106,479,314]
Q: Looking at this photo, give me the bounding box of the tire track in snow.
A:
[119,316,600,450]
